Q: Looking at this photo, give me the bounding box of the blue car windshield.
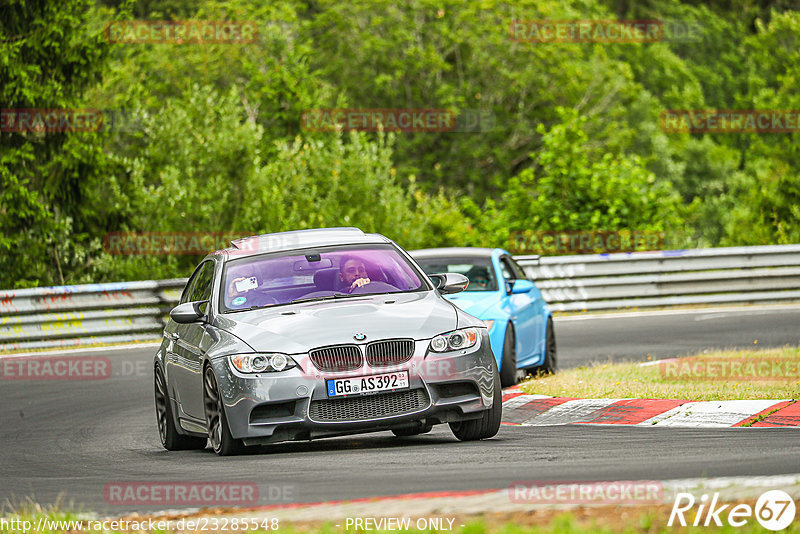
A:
[414,257,498,292]
[221,244,427,312]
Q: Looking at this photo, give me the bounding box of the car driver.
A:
[339,257,371,293]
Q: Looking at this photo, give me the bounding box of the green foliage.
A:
[87,85,471,281]
[724,160,800,246]
[236,129,470,250]
[2,0,800,288]
[721,10,800,245]
[0,0,114,287]
[302,0,647,199]
[472,109,686,247]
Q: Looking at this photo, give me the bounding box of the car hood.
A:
[216,291,457,354]
[444,291,503,318]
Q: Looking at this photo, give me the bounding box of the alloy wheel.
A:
[203,367,223,452]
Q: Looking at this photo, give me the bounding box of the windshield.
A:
[220,244,427,312]
[414,257,498,292]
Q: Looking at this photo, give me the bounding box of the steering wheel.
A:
[349,281,399,294]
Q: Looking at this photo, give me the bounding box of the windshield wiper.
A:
[290,293,359,305]
[228,304,273,313]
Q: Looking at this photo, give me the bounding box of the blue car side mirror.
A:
[510,279,534,294]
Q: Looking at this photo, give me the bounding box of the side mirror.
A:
[510,279,534,294]
[429,273,470,295]
[170,301,207,324]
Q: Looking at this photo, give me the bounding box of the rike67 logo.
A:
[669,490,796,530]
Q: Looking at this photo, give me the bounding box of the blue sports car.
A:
[410,248,556,387]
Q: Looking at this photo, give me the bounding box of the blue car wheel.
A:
[499,324,517,387]
[533,316,557,375]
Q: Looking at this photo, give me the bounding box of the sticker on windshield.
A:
[232,296,247,306]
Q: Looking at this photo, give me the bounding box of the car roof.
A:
[409,247,498,259]
[211,227,391,260]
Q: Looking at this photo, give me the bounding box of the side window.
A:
[508,257,528,280]
[179,264,204,304]
[499,257,516,281]
[189,262,215,312]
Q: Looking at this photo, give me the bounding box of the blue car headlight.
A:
[429,327,479,353]
[229,353,297,373]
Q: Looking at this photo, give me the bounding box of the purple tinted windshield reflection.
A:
[221,245,426,311]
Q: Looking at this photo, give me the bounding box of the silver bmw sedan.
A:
[154,227,501,455]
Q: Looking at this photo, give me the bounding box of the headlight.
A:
[230,353,297,373]
[483,320,494,330]
[429,327,479,353]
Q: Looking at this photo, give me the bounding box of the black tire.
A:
[392,422,433,437]
[499,324,518,388]
[533,317,558,376]
[203,366,245,456]
[449,360,502,441]
[154,366,207,451]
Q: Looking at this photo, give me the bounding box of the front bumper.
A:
[209,331,496,445]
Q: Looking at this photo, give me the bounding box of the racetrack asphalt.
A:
[2,305,799,514]
[554,304,800,368]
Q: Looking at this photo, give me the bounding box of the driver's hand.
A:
[349,277,371,291]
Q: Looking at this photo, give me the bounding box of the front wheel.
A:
[203,366,245,456]
[450,361,502,441]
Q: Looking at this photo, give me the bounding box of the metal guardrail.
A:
[0,279,186,352]
[2,245,800,352]
[516,244,800,312]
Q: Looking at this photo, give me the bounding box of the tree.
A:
[0,0,115,287]
[722,10,800,245]
[472,108,686,250]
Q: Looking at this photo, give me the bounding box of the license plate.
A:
[327,371,409,397]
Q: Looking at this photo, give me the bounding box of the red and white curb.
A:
[501,387,800,427]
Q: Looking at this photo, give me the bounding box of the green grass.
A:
[520,345,800,401]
